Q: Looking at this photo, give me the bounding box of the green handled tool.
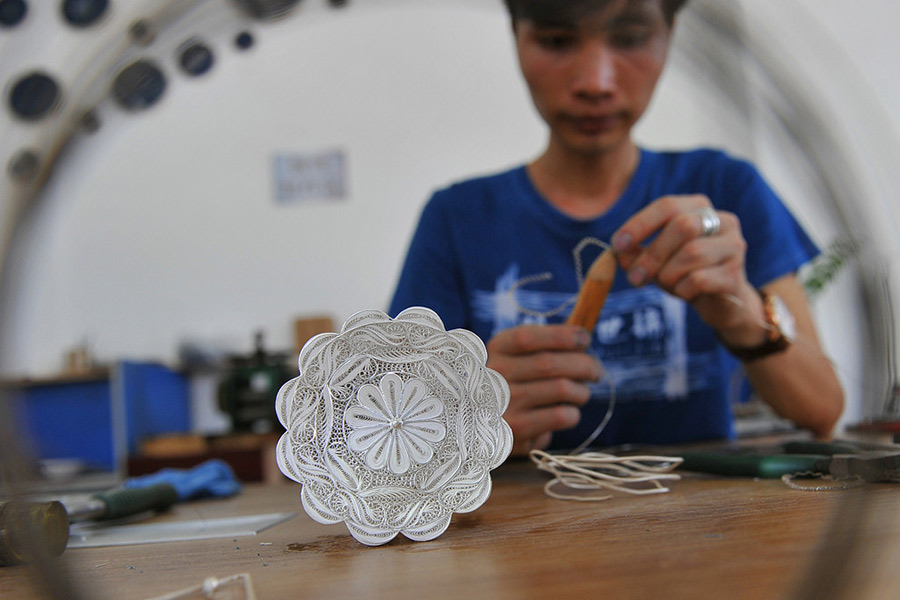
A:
[0,483,177,565]
[678,452,829,479]
[63,482,178,522]
[678,450,900,482]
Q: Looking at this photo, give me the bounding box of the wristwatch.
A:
[722,291,795,362]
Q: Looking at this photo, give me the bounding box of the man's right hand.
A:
[486,324,603,456]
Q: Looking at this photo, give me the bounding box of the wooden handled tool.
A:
[566,249,617,331]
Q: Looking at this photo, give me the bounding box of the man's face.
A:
[514,0,671,156]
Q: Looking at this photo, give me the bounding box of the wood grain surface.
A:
[3,457,899,600]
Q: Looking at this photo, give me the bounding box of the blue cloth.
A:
[389,148,819,450]
[124,459,242,501]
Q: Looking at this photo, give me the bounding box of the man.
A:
[390,0,843,455]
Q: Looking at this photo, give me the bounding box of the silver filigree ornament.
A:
[276,307,513,546]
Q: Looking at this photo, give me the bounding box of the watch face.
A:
[771,294,796,342]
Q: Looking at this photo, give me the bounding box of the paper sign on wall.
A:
[273,149,346,203]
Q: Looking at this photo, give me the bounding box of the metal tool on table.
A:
[677,440,900,482]
[62,482,178,522]
[0,500,69,566]
[67,511,295,548]
[0,483,177,565]
[64,460,293,548]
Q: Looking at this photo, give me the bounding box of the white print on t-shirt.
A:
[473,264,720,403]
[596,286,688,401]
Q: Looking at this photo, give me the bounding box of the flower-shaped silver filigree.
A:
[346,373,446,475]
[276,307,513,546]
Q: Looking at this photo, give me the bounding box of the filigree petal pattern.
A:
[398,429,434,464]
[276,307,513,546]
[401,390,442,422]
[402,420,446,444]
[355,383,392,421]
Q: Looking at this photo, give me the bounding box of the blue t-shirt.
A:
[389,148,818,449]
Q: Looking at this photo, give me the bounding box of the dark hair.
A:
[503,0,689,27]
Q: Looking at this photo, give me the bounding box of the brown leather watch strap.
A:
[720,291,791,362]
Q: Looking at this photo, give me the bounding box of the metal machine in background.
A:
[217,331,292,434]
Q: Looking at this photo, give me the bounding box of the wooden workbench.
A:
[3,457,899,599]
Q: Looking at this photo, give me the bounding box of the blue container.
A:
[11,361,190,473]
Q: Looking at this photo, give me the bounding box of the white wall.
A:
[2,0,899,429]
[2,0,544,371]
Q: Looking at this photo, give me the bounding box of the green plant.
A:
[801,238,860,298]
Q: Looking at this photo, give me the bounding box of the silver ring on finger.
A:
[696,207,721,237]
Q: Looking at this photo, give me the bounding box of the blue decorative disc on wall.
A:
[8,72,61,121]
[62,0,109,27]
[111,60,167,111]
[179,41,215,77]
[0,0,28,27]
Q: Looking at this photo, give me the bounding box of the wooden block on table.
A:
[140,433,208,458]
[293,315,335,357]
